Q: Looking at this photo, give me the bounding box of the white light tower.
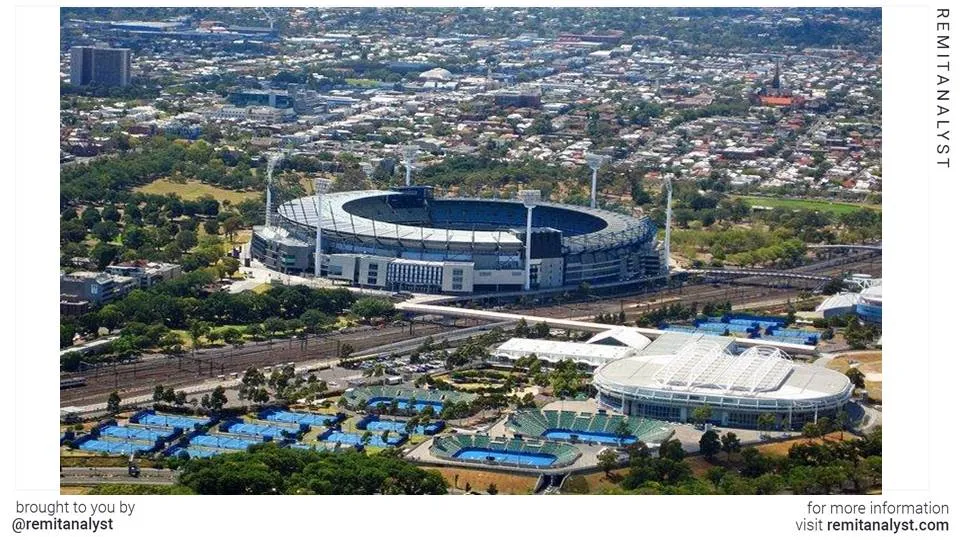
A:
[313,178,333,278]
[519,189,541,291]
[662,176,673,274]
[585,153,606,209]
[401,145,419,186]
[264,152,284,228]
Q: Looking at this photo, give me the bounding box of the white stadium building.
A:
[592,333,853,430]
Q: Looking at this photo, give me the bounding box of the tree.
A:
[658,439,686,462]
[153,385,165,403]
[834,410,849,440]
[691,405,713,428]
[209,386,228,412]
[159,332,185,358]
[162,386,176,403]
[486,483,499,495]
[350,297,396,321]
[106,391,122,415]
[598,450,619,478]
[531,321,550,339]
[699,430,722,461]
[80,206,102,229]
[174,391,187,406]
[60,323,76,348]
[188,320,210,355]
[514,318,529,338]
[90,242,121,269]
[706,466,727,488]
[802,422,822,439]
[613,418,632,445]
[339,343,354,358]
[757,413,777,436]
[222,215,244,242]
[721,432,741,462]
[252,388,270,405]
[176,445,447,495]
[221,327,243,347]
[845,367,866,389]
[91,220,119,242]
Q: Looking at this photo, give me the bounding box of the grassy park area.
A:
[737,196,880,216]
[135,178,260,205]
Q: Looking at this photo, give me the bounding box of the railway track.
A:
[60,254,879,408]
[60,321,463,407]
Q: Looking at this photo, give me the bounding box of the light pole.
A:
[662,176,673,275]
[401,145,418,186]
[264,152,284,227]
[585,153,606,209]
[313,178,333,278]
[519,189,541,291]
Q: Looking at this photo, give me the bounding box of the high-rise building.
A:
[70,46,132,87]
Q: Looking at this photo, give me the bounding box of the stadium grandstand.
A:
[507,409,674,446]
[429,434,581,469]
[250,186,663,293]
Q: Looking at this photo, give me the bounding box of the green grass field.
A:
[737,196,880,216]
[134,178,259,205]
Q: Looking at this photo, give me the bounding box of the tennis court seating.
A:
[507,410,674,445]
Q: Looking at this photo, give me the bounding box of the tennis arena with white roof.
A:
[592,334,853,430]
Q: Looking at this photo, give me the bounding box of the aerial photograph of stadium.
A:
[59,7,881,495]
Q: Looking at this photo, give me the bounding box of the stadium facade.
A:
[251,187,663,293]
[592,334,853,430]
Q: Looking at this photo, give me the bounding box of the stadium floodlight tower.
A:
[401,145,419,186]
[264,152,284,228]
[313,178,333,278]
[662,176,673,274]
[518,189,541,291]
[585,152,606,209]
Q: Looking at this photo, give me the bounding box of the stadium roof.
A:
[816,292,860,312]
[275,190,655,252]
[594,344,851,402]
[494,338,634,367]
[278,190,523,249]
[586,327,653,351]
[860,282,882,303]
[638,332,735,357]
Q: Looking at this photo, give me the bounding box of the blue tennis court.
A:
[262,410,339,427]
[453,448,557,467]
[225,422,294,439]
[180,447,227,459]
[358,419,443,435]
[318,431,404,447]
[191,435,256,450]
[79,439,154,455]
[135,413,208,430]
[542,429,637,445]
[102,425,174,442]
[366,398,443,414]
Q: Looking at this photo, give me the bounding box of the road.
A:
[60,467,177,486]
